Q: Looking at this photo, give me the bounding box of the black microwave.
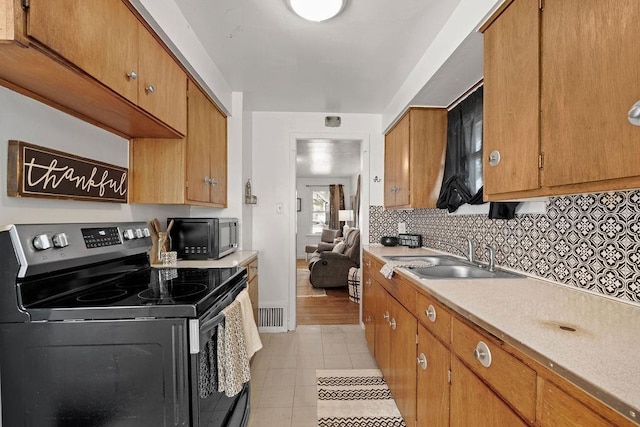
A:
[167,218,238,260]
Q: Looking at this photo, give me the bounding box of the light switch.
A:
[398,222,407,234]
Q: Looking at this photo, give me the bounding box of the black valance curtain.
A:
[437,86,484,213]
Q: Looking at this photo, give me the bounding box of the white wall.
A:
[0,86,190,226]
[251,112,380,330]
[295,177,354,259]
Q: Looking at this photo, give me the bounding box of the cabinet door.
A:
[27,0,139,104]
[394,114,411,207]
[209,105,228,207]
[138,25,187,135]
[388,296,417,427]
[374,288,392,382]
[482,0,541,197]
[541,0,640,187]
[537,378,612,427]
[362,268,376,354]
[186,81,212,203]
[384,124,398,207]
[450,357,528,427]
[417,325,450,427]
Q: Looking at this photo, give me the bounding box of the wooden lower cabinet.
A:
[537,377,612,427]
[450,357,528,426]
[417,324,450,426]
[387,296,417,427]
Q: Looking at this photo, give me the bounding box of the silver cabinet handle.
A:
[126,70,137,80]
[210,178,218,187]
[204,176,212,185]
[145,85,155,94]
[473,341,492,368]
[417,353,427,370]
[425,304,436,323]
[389,318,396,330]
[628,101,640,126]
[488,150,501,166]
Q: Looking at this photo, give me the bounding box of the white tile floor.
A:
[248,324,378,427]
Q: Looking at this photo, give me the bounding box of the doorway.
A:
[290,136,369,327]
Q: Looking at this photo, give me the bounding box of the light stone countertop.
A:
[152,250,258,269]
[364,244,640,424]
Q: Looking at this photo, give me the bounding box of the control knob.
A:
[52,233,69,248]
[33,234,52,250]
[135,229,143,239]
[123,229,135,240]
[142,228,151,237]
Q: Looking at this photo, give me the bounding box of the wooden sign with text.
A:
[7,140,128,203]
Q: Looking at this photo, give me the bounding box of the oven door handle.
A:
[189,311,226,354]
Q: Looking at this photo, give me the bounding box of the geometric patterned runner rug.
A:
[316,369,406,427]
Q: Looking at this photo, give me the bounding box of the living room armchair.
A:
[304,228,339,260]
[308,228,360,288]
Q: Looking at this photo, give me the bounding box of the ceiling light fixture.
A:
[287,0,347,22]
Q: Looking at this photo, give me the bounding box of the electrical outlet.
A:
[398,222,407,234]
[276,202,284,214]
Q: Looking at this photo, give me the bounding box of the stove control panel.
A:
[82,227,122,248]
[9,222,153,278]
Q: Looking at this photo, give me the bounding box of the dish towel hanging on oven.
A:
[237,288,262,359]
[217,299,251,397]
[198,333,219,398]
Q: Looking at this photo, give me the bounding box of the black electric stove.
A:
[0,222,251,426]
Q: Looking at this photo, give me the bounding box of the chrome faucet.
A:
[465,237,476,264]
[484,245,496,272]
[431,237,476,264]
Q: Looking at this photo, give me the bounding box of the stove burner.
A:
[77,289,129,303]
[138,282,208,301]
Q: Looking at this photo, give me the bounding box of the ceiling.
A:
[296,139,361,178]
[174,0,464,113]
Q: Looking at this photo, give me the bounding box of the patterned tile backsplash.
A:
[369,190,640,303]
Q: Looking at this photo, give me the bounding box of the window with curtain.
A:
[311,189,330,233]
[436,86,484,213]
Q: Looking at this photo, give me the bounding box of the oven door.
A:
[190,306,250,427]
[0,318,191,427]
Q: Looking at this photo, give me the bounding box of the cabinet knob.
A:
[204,176,212,185]
[628,101,640,126]
[126,71,137,80]
[389,318,396,330]
[145,85,155,94]
[383,311,390,322]
[488,150,501,167]
[425,304,436,322]
[417,353,427,370]
[365,278,371,287]
[210,178,218,187]
[365,259,371,268]
[473,341,492,368]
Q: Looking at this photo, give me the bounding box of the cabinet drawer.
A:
[537,378,612,427]
[451,316,536,422]
[416,292,451,344]
[384,273,417,314]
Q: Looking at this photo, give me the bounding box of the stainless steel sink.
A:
[383,255,523,280]
[407,264,523,280]
[383,255,461,266]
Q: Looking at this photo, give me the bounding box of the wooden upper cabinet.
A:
[384,107,447,209]
[482,0,640,200]
[27,0,139,104]
[130,79,227,207]
[137,26,187,135]
[540,0,640,188]
[482,0,540,198]
[0,0,185,138]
